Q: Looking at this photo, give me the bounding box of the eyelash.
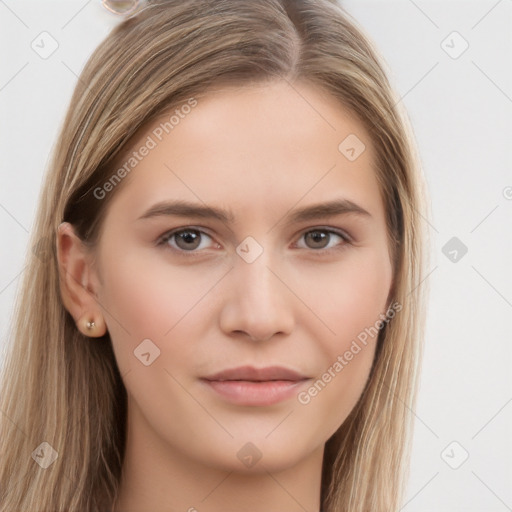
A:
[156,226,353,257]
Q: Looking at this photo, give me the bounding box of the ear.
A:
[56,222,107,337]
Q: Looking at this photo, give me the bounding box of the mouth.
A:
[202,365,309,382]
[200,365,312,406]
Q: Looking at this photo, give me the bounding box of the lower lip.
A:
[201,379,310,406]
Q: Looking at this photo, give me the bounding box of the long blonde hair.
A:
[0,1,429,510]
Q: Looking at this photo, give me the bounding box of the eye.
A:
[295,228,351,253]
[157,228,218,253]
[156,226,351,255]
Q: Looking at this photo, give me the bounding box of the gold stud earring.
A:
[86,320,96,331]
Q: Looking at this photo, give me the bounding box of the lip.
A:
[200,365,311,406]
[203,365,309,382]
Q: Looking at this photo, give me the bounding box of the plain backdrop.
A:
[0,1,511,511]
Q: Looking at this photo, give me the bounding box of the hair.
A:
[0,1,429,510]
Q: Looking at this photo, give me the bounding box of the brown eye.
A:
[159,228,214,252]
[304,230,330,249]
[298,229,350,252]
[174,230,202,250]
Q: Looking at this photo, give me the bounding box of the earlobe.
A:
[77,313,108,338]
[56,222,107,338]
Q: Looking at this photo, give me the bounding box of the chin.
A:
[197,433,319,475]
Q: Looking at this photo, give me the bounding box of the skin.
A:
[57,80,393,512]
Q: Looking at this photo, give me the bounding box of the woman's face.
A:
[86,80,393,473]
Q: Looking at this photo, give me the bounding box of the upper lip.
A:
[202,365,310,382]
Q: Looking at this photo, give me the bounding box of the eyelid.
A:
[291,226,352,254]
[156,226,217,253]
[293,225,353,243]
[156,225,353,254]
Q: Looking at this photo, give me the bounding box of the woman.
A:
[0,1,429,510]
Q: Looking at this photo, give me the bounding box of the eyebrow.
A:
[137,198,372,224]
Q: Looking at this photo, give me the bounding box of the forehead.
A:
[102,80,384,224]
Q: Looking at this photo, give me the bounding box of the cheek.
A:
[335,255,391,340]
[96,247,225,369]
[293,250,391,427]
[100,256,167,334]
[297,248,392,350]
[296,340,377,444]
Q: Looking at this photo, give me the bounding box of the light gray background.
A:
[1,1,511,510]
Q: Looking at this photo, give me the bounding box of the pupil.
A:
[177,230,200,250]
[307,231,327,248]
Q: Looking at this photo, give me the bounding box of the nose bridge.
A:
[237,247,276,304]
[220,238,294,341]
[236,240,280,309]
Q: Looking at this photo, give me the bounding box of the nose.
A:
[218,250,295,342]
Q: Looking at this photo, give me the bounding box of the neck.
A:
[113,401,324,512]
